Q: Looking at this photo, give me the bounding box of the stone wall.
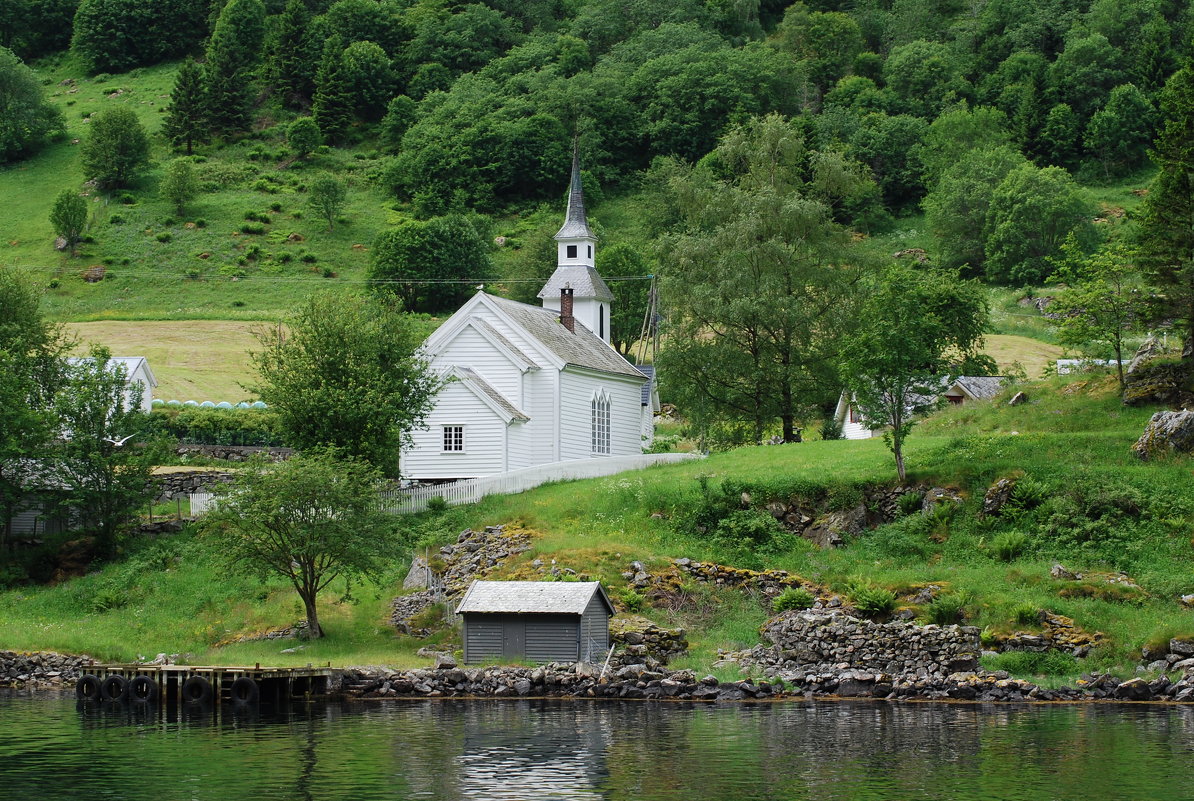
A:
[608,617,688,670]
[153,469,237,502]
[757,610,982,677]
[173,445,294,463]
[0,651,94,687]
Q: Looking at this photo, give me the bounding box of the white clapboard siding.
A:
[401,380,508,479]
[435,324,525,409]
[558,368,643,460]
[526,368,559,465]
[382,452,698,514]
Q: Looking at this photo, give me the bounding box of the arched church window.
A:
[591,391,611,455]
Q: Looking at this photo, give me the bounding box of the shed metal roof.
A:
[456,580,614,615]
[950,376,1007,400]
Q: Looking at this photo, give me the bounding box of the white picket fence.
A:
[190,491,215,515]
[381,453,699,514]
[188,453,699,517]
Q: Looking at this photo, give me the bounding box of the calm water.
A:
[2,692,1194,801]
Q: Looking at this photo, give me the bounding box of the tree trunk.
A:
[302,592,324,639]
[894,444,906,484]
[782,414,797,443]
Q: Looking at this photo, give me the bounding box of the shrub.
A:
[109,214,125,225]
[145,406,285,446]
[850,582,896,617]
[47,279,60,289]
[620,589,645,613]
[897,491,924,517]
[425,496,448,513]
[298,250,317,263]
[991,531,1027,561]
[925,593,967,624]
[241,222,266,235]
[155,232,172,243]
[819,417,844,441]
[773,587,814,612]
[1005,476,1050,515]
[1014,604,1039,625]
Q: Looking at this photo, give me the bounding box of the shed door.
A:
[503,618,526,659]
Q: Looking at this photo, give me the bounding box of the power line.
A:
[41,272,656,285]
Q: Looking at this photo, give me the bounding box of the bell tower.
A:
[539,143,613,344]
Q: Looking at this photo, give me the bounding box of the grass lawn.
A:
[67,319,260,402]
[983,334,1064,378]
[2,374,1192,684]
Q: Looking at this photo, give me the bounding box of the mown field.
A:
[1,374,1191,682]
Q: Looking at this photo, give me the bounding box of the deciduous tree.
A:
[984,162,1097,285]
[656,113,870,444]
[48,189,87,256]
[249,291,440,476]
[287,117,321,159]
[369,214,492,313]
[52,346,158,555]
[160,158,198,215]
[307,174,347,231]
[203,450,395,639]
[1049,238,1147,391]
[842,263,989,482]
[80,106,150,189]
[0,45,63,163]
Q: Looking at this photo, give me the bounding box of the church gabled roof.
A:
[553,146,596,242]
[444,365,529,423]
[536,265,614,303]
[485,294,645,380]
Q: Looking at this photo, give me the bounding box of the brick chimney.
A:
[560,285,575,333]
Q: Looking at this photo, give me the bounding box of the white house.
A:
[400,155,650,481]
[833,376,1007,440]
[64,355,157,412]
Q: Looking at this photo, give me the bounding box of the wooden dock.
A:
[74,663,334,707]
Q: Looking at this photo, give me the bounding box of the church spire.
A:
[554,140,596,242]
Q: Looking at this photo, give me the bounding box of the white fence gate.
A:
[189,491,215,515]
[381,453,699,514]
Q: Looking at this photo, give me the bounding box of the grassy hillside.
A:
[2,374,1191,681]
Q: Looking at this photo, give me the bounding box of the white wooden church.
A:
[400,157,655,481]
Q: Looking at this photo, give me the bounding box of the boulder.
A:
[1123,361,1192,407]
[1170,638,1194,657]
[803,504,866,548]
[1132,410,1194,460]
[1127,335,1163,376]
[982,478,1017,517]
[1113,677,1153,701]
[403,556,432,590]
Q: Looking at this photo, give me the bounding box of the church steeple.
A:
[539,142,614,344]
[554,145,596,243]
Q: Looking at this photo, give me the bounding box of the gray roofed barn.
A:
[457,581,614,664]
[456,580,614,615]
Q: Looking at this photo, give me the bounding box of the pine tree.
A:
[1038,103,1081,170]
[270,0,311,108]
[203,0,266,136]
[312,39,353,145]
[1137,61,1194,357]
[162,59,208,155]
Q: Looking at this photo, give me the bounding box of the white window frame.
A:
[442,424,466,453]
[591,390,611,455]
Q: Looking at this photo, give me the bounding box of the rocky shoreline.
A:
[7,648,1192,704]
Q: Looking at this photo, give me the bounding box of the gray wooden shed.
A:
[456,581,614,664]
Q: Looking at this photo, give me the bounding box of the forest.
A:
[1,0,1191,444]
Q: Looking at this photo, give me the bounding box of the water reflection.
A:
[1,692,1193,801]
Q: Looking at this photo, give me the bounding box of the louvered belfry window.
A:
[591,391,611,454]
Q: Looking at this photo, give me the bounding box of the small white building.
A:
[834,376,1007,440]
[64,356,157,412]
[400,155,651,481]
